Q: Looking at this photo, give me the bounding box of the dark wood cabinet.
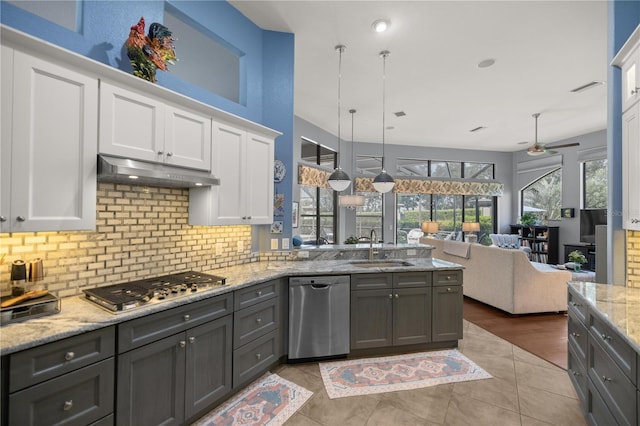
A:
[432,270,463,342]
[393,287,431,345]
[509,225,559,264]
[350,288,393,349]
[116,296,233,426]
[564,244,596,271]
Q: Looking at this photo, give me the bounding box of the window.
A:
[583,159,607,209]
[299,139,337,244]
[394,160,497,244]
[355,193,383,241]
[7,1,79,32]
[164,7,241,103]
[521,168,562,220]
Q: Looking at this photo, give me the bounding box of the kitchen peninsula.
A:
[0,245,464,426]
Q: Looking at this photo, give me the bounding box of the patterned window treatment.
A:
[298,164,503,196]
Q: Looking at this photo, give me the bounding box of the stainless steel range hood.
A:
[97,155,220,188]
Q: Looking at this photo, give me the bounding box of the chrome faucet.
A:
[369,229,379,260]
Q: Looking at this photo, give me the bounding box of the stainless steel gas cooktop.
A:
[83,271,226,313]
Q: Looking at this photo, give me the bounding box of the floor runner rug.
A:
[319,349,492,399]
[191,373,312,426]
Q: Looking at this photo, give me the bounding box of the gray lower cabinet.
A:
[5,327,115,426]
[351,272,442,350]
[432,285,463,342]
[568,285,639,425]
[116,294,233,426]
[232,279,282,389]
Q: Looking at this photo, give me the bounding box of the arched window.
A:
[521,168,562,220]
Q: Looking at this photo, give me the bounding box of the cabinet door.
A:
[117,333,185,426]
[432,285,463,342]
[622,46,640,113]
[209,121,245,224]
[623,104,640,230]
[164,105,211,171]
[1,45,13,232]
[245,132,274,224]
[350,289,393,349]
[8,50,97,232]
[99,81,164,164]
[393,287,431,346]
[185,316,232,420]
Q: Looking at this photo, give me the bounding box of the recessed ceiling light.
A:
[477,58,496,69]
[570,81,605,93]
[372,19,390,33]
[394,111,406,117]
[469,126,486,133]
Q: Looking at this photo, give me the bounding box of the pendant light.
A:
[339,109,365,208]
[327,45,352,192]
[372,50,395,193]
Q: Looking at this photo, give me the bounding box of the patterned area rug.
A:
[319,349,492,399]
[191,373,312,426]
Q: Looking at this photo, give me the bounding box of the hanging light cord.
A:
[350,108,356,193]
[381,50,389,171]
[336,45,345,168]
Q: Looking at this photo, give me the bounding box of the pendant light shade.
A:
[339,109,365,208]
[373,50,395,193]
[328,45,352,192]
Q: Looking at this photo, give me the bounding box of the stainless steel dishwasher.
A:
[288,275,350,359]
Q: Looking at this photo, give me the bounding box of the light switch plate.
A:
[237,240,244,253]
[271,238,279,250]
[215,242,223,256]
[282,238,290,250]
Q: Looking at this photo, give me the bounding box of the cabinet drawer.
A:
[588,338,636,426]
[567,287,588,325]
[9,358,114,426]
[89,415,113,426]
[233,330,280,388]
[118,293,232,353]
[432,270,462,287]
[589,311,637,385]
[10,327,115,392]
[234,280,278,311]
[586,378,618,426]
[393,271,432,288]
[351,273,392,290]
[233,297,279,348]
[568,344,587,412]
[568,309,588,366]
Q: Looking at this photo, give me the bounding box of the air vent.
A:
[469,126,486,133]
[570,81,604,93]
[394,111,406,117]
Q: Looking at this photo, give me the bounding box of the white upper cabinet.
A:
[622,105,640,230]
[614,24,640,231]
[99,81,211,171]
[1,47,97,232]
[189,120,276,226]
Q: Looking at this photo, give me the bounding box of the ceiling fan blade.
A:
[544,142,580,149]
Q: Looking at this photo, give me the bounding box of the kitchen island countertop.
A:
[0,257,461,356]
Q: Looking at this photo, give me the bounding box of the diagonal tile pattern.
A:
[276,320,586,426]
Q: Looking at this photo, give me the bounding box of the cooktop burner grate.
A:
[83,270,226,312]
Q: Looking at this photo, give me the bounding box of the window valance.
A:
[298,164,504,196]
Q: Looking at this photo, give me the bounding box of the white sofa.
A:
[421,237,572,314]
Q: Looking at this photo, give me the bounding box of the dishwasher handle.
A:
[311,284,329,290]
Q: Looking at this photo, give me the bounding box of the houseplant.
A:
[568,250,587,272]
[519,212,538,226]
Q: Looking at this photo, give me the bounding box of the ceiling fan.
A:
[527,113,580,156]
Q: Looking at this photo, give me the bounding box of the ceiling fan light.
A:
[527,148,545,156]
[328,168,352,191]
[372,170,395,193]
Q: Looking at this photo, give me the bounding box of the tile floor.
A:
[274,320,586,426]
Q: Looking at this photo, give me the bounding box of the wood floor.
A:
[463,297,568,369]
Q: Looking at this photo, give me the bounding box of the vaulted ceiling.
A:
[230,0,607,153]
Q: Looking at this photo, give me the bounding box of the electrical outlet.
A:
[282,238,290,250]
[270,239,279,250]
[237,240,244,253]
[215,242,223,256]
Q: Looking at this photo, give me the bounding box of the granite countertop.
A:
[568,281,640,353]
[0,257,461,356]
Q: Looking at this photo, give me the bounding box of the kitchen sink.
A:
[349,260,414,268]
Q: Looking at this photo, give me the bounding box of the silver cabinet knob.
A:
[166,152,173,157]
[388,294,393,299]
[64,352,75,361]
[447,287,452,292]
[179,341,186,348]
[256,318,262,324]
[158,151,163,155]
[632,87,639,95]
[0,215,6,222]
[570,332,580,338]
[601,375,612,383]
[395,294,399,299]
[16,216,25,222]
[255,353,261,360]
[63,400,73,411]
[184,314,190,321]
[257,290,262,297]
[189,337,196,344]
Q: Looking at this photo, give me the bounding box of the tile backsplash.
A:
[0,183,259,298]
[628,230,640,288]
